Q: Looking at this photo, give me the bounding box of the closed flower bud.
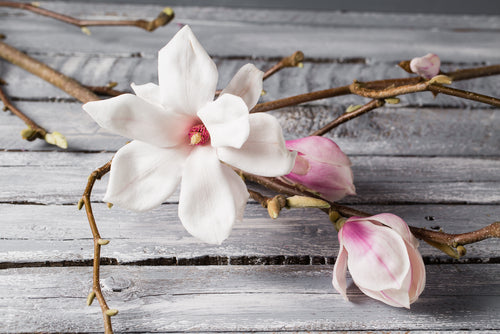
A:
[333,213,426,308]
[409,53,440,79]
[284,136,355,201]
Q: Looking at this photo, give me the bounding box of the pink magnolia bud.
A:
[333,213,426,308]
[410,53,440,79]
[285,136,355,201]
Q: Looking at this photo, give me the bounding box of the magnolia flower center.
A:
[188,124,210,145]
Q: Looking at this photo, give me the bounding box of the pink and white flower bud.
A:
[332,213,426,308]
[410,53,440,79]
[284,136,355,201]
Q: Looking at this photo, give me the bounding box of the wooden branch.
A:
[0,79,47,140]
[243,170,500,252]
[251,85,351,113]
[263,51,304,80]
[428,84,500,108]
[0,40,99,103]
[310,99,385,136]
[78,159,115,334]
[0,1,174,32]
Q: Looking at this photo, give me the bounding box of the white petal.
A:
[197,94,249,149]
[407,241,426,303]
[221,63,264,110]
[332,246,349,301]
[370,213,419,249]
[104,141,190,211]
[358,282,411,308]
[131,82,161,106]
[83,94,193,148]
[341,219,411,291]
[178,145,249,244]
[217,113,297,177]
[158,25,218,116]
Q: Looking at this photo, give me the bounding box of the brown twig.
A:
[310,99,385,136]
[0,79,47,141]
[0,40,99,103]
[263,51,304,80]
[85,84,126,97]
[0,1,174,32]
[251,86,351,113]
[78,159,114,334]
[410,222,500,247]
[244,170,500,253]
[428,84,500,108]
[215,51,304,96]
[251,64,500,114]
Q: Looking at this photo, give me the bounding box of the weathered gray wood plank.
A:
[1,152,498,204]
[1,3,500,62]
[1,203,498,265]
[1,102,499,155]
[2,54,499,110]
[1,264,499,332]
[6,1,500,30]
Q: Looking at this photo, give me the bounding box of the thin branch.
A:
[0,40,99,103]
[0,1,174,32]
[428,84,500,108]
[214,51,304,96]
[410,222,500,247]
[85,84,126,97]
[243,170,500,250]
[0,79,47,140]
[79,159,114,334]
[350,80,429,99]
[251,63,500,114]
[251,86,351,113]
[263,51,304,80]
[448,64,500,81]
[310,99,385,136]
[351,79,500,108]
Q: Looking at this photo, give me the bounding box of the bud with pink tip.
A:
[410,53,440,79]
[333,213,426,308]
[285,136,355,201]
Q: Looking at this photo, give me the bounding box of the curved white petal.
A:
[221,63,264,110]
[197,94,249,149]
[83,94,193,148]
[217,113,297,177]
[158,25,218,116]
[131,82,162,106]
[178,145,249,244]
[103,141,190,211]
[332,246,349,301]
[341,219,411,291]
[358,279,411,308]
[370,213,419,249]
[407,241,426,303]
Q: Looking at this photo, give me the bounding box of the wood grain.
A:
[1,152,498,205]
[0,2,499,333]
[2,3,500,61]
[1,265,499,332]
[1,203,498,266]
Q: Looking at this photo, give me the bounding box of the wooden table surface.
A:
[1,2,499,333]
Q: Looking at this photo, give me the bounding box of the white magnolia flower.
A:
[83,26,296,244]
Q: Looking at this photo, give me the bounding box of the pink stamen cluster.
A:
[188,123,210,145]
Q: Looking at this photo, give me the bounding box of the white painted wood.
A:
[1,102,499,155]
[2,54,500,110]
[1,3,500,61]
[0,152,498,204]
[1,203,498,265]
[1,265,499,332]
[0,2,499,332]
